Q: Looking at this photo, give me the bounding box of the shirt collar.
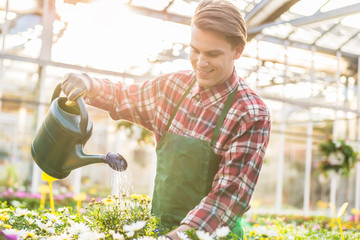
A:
[190,69,239,108]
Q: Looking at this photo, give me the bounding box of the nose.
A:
[197,54,209,68]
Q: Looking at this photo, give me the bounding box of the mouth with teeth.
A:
[197,69,213,78]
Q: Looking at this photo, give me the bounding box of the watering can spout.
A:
[67,144,128,172]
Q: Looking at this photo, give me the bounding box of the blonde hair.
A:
[192,0,247,51]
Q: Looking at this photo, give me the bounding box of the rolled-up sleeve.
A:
[86,76,162,131]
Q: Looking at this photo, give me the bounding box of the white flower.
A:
[25,216,34,225]
[2,229,18,235]
[47,226,56,234]
[67,222,90,235]
[15,229,29,239]
[78,231,105,240]
[34,219,56,234]
[177,231,191,240]
[254,226,278,237]
[67,218,75,226]
[3,229,27,238]
[57,207,69,213]
[47,233,71,240]
[14,208,31,217]
[158,237,169,240]
[112,232,125,240]
[45,212,60,223]
[215,226,230,238]
[11,200,21,208]
[47,236,62,240]
[196,230,214,240]
[35,219,47,231]
[126,231,135,237]
[123,220,147,232]
[30,210,38,216]
[333,140,341,148]
[136,237,157,240]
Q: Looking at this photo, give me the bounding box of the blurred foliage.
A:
[116,120,155,145]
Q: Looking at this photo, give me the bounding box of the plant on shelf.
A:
[318,138,359,177]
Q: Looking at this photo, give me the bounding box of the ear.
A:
[233,45,243,60]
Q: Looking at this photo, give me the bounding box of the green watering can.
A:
[31,84,127,179]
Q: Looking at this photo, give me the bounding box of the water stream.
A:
[111,169,134,197]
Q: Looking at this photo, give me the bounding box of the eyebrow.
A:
[190,44,224,54]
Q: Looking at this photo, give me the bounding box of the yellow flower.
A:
[130,194,142,200]
[0,213,9,221]
[249,230,257,237]
[0,208,11,213]
[102,197,115,206]
[26,232,35,238]
[141,195,151,202]
[4,224,12,229]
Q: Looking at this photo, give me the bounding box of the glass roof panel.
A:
[288,27,322,44]
[289,0,328,16]
[316,23,359,49]
[262,24,294,39]
[340,34,360,55]
[320,0,360,11]
[131,0,172,11]
[341,14,360,28]
[167,0,198,17]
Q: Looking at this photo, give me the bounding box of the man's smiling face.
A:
[189,26,242,89]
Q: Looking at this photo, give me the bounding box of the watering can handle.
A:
[51,83,89,134]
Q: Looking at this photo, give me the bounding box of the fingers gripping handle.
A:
[64,96,88,134]
[102,152,128,172]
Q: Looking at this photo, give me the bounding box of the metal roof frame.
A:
[247,3,360,34]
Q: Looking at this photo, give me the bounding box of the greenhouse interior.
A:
[1,0,360,239]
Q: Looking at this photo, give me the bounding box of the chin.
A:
[197,81,211,89]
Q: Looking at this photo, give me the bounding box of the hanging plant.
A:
[317,138,359,177]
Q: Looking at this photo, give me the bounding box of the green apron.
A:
[151,80,244,239]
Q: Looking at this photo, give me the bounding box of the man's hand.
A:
[61,73,100,100]
[166,224,193,240]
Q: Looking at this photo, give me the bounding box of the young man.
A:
[62,0,270,239]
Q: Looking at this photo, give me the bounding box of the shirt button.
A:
[189,112,196,118]
[194,94,201,101]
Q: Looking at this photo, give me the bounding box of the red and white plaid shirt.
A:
[87,69,271,232]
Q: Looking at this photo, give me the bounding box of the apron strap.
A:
[165,79,196,132]
[164,79,238,146]
[210,86,238,146]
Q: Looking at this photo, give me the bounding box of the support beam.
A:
[244,0,271,22]
[312,22,341,45]
[260,94,358,114]
[31,0,56,194]
[0,0,9,111]
[356,56,360,210]
[338,30,360,50]
[248,3,360,35]
[303,46,315,216]
[329,51,342,214]
[0,53,150,82]
[126,3,191,25]
[276,41,289,212]
[256,34,359,62]
[247,0,301,39]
